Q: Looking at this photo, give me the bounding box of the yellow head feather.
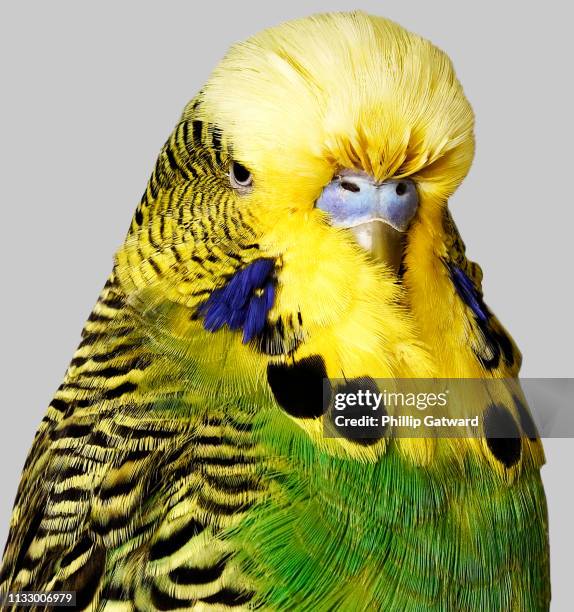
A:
[197,11,474,210]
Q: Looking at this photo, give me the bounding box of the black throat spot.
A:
[267,355,330,419]
[483,403,522,468]
[329,377,388,446]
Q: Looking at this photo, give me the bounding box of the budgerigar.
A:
[0,12,550,611]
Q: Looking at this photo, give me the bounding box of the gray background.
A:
[1,1,572,608]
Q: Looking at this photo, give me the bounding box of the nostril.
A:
[395,182,407,196]
[341,181,360,193]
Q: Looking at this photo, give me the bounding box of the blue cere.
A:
[315,176,419,232]
[449,263,490,323]
[200,258,276,343]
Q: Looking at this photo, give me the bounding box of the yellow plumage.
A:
[198,12,472,379]
[185,13,523,466]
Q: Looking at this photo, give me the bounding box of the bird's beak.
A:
[316,171,419,273]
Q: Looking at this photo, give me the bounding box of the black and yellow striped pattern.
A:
[0,102,271,610]
[117,99,262,309]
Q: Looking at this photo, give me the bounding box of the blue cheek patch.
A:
[448,263,490,323]
[200,258,276,343]
[446,261,516,371]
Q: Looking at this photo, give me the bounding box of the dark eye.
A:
[229,161,253,190]
[395,182,407,196]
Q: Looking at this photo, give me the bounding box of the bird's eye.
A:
[395,182,407,196]
[229,161,253,190]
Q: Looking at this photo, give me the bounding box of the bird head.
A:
[198,11,474,263]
